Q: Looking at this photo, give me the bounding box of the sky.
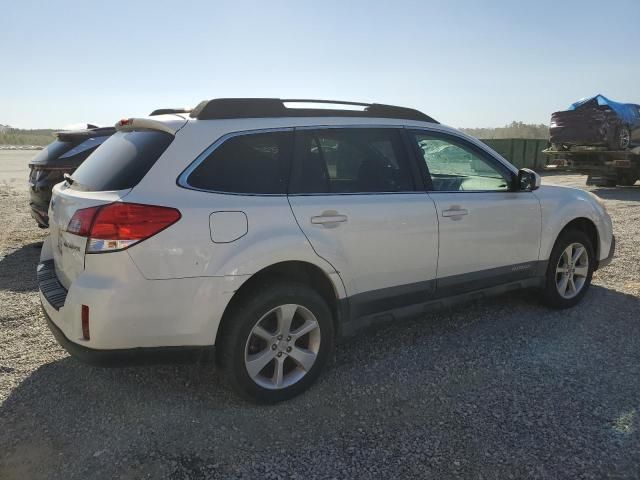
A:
[1,0,639,129]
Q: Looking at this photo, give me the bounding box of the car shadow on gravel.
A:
[591,186,640,201]
[0,242,42,292]
[2,284,640,479]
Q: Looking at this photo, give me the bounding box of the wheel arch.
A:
[554,217,600,264]
[216,261,345,345]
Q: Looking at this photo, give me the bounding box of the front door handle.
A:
[442,206,468,219]
[311,211,348,227]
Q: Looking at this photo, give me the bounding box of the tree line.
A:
[460,121,549,140]
[0,128,57,146]
[0,121,550,147]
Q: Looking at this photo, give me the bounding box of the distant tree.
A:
[461,121,549,140]
[0,128,56,146]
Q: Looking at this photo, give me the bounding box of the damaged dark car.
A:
[28,125,115,227]
[28,108,190,227]
[550,95,640,151]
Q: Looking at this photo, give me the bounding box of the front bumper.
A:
[598,235,615,269]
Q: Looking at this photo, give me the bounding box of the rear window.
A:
[30,140,75,164]
[59,136,110,159]
[70,130,173,191]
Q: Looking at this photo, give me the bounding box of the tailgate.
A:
[49,182,130,289]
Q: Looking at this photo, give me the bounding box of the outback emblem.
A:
[511,264,532,272]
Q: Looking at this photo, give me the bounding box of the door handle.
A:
[442,206,468,219]
[311,211,348,227]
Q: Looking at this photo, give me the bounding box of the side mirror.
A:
[518,168,541,191]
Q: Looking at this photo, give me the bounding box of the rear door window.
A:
[70,130,173,191]
[289,128,414,194]
[185,131,293,194]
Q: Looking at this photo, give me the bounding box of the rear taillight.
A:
[67,206,100,236]
[613,159,631,168]
[67,202,181,253]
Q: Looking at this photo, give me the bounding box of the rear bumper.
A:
[42,306,214,367]
[38,236,246,355]
[598,235,616,269]
[550,127,609,147]
[29,202,49,228]
[29,174,54,228]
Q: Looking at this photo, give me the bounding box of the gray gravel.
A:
[1,154,639,479]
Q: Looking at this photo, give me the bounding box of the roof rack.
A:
[149,108,192,116]
[190,98,437,123]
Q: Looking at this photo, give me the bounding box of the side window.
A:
[290,128,413,194]
[186,131,292,194]
[411,132,511,192]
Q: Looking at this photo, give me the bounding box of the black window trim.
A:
[406,127,522,194]
[288,125,422,196]
[176,127,294,196]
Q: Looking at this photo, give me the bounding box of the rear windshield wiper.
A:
[63,173,74,185]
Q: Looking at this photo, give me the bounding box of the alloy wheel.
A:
[555,242,589,299]
[244,304,321,390]
[619,127,630,149]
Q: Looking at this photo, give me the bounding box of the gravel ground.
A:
[1,152,639,479]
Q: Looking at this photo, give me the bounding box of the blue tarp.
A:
[568,94,639,124]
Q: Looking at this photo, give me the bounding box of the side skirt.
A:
[339,275,546,338]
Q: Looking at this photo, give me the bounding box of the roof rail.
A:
[190,98,437,123]
[149,108,192,116]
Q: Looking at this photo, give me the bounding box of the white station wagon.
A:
[38,99,615,402]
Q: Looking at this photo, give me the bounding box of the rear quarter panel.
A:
[124,119,345,296]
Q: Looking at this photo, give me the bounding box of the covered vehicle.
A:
[28,108,190,227]
[549,95,640,151]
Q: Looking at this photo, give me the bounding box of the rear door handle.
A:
[442,206,468,219]
[311,211,348,227]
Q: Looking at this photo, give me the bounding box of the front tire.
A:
[216,281,334,403]
[540,229,595,309]
[617,173,638,186]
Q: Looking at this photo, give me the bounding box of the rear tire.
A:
[216,281,334,403]
[611,126,631,150]
[617,173,638,186]
[540,229,595,309]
